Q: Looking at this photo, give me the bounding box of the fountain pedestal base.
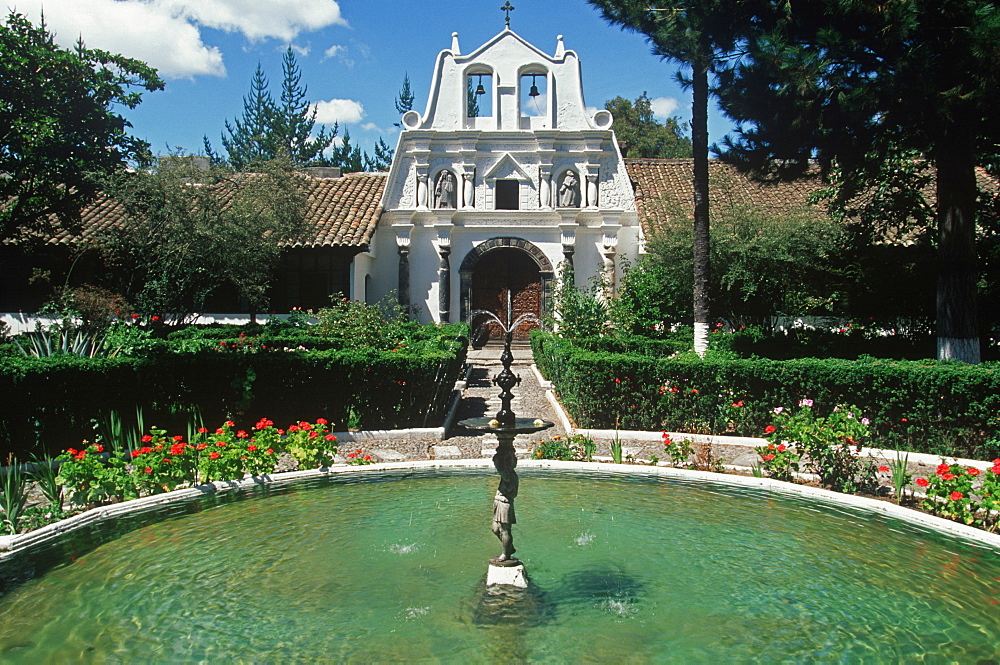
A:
[487,562,528,588]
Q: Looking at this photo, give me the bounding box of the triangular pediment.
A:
[484,154,530,181]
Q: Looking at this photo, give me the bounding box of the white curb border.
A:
[2,458,998,561]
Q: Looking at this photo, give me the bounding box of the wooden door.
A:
[470,248,541,343]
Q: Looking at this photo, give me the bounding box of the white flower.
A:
[773,407,784,415]
[799,399,814,407]
[861,418,871,426]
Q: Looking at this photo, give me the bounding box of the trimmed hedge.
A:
[531,332,1000,459]
[1,332,467,457]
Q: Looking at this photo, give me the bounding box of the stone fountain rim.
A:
[2,458,998,560]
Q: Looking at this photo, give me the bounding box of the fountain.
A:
[461,310,552,587]
[1,468,998,661]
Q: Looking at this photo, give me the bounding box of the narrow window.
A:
[467,74,492,118]
[496,180,519,210]
[520,73,547,117]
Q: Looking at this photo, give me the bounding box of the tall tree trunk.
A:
[935,121,980,363]
[692,53,712,356]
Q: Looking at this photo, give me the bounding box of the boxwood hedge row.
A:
[1,337,466,457]
[531,332,1000,459]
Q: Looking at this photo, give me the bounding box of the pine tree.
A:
[273,47,336,165]
[215,64,275,171]
[206,49,336,171]
[713,0,1000,362]
[588,0,747,355]
[393,72,414,127]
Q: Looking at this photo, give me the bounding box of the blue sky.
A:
[11,0,735,159]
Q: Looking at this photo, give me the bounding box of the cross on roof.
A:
[501,2,514,27]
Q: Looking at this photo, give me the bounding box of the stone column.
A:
[397,235,411,317]
[561,232,575,272]
[539,168,552,209]
[417,174,429,209]
[437,238,451,323]
[602,234,618,300]
[463,172,475,209]
[586,174,599,209]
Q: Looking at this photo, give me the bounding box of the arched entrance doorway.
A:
[459,238,554,345]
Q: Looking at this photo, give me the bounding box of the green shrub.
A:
[0,325,467,457]
[531,331,1000,459]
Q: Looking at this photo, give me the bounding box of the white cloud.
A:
[322,44,347,61]
[360,122,381,132]
[11,0,225,78]
[158,0,347,42]
[8,0,347,79]
[313,99,365,125]
[288,44,310,57]
[650,96,680,120]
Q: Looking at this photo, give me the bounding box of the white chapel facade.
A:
[356,26,641,338]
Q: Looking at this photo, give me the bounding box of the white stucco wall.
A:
[368,27,641,325]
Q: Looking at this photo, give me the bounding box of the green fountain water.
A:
[1,468,998,662]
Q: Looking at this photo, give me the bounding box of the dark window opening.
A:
[496,179,519,210]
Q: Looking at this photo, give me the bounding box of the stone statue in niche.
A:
[558,170,580,208]
[434,170,457,209]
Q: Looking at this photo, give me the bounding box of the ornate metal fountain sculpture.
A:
[461,313,552,587]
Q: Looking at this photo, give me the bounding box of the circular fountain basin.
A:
[0,464,998,662]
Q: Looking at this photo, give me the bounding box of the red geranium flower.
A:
[364,455,372,461]
[247,444,258,452]
[225,420,235,427]
[942,473,956,481]
[777,444,787,452]
[144,466,152,473]
[94,444,104,453]
[915,478,930,487]
[236,430,248,438]
[308,431,319,439]
[764,425,776,434]
[173,435,184,442]
[967,467,980,476]
[949,491,963,501]
[141,435,153,443]
[209,452,221,460]
[315,418,328,425]
[198,427,209,434]
[761,453,775,461]
[216,441,226,447]
[196,443,208,450]
[878,465,890,473]
[325,434,337,442]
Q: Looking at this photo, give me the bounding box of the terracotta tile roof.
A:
[289,173,385,248]
[626,158,1000,239]
[27,172,387,249]
[625,158,826,237]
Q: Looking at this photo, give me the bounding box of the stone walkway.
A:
[357,344,760,468]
